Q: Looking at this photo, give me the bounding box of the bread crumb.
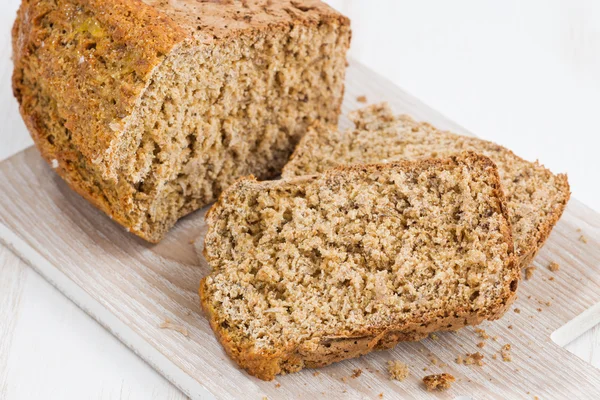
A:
[464,352,485,366]
[548,261,560,272]
[549,276,555,281]
[513,308,521,314]
[422,373,455,391]
[351,369,362,379]
[430,333,439,341]
[455,355,464,364]
[508,325,513,330]
[378,393,383,399]
[524,266,536,280]
[492,354,498,360]
[477,342,485,348]
[475,328,489,340]
[387,360,409,381]
[275,383,281,388]
[537,308,542,312]
[341,376,348,382]
[51,159,59,169]
[356,95,367,103]
[579,235,588,244]
[158,319,189,337]
[312,371,320,377]
[501,344,512,361]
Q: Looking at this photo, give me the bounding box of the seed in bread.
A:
[282,103,570,268]
[200,152,518,380]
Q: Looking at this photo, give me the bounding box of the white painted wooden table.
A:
[1,0,599,398]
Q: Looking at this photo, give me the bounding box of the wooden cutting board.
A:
[1,60,600,399]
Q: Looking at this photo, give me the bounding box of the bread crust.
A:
[12,0,351,242]
[200,152,519,381]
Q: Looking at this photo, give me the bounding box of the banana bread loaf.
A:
[12,0,351,242]
[283,103,570,268]
[201,152,518,380]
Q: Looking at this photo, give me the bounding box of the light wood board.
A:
[1,61,600,399]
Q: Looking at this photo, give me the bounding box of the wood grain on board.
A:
[1,61,600,399]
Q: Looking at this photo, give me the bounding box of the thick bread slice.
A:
[200,153,518,380]
[12,0,350,242]
[282,103,570,268]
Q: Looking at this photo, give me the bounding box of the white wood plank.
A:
[1,60,600,399]
[0,249,28,398]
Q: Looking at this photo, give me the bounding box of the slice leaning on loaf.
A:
[282,103,570,268]
[12,0,350,242]
[200,152,518,380]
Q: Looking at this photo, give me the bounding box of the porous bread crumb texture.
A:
[12,0,350,242]
[282,103,571,268]
[201,153,518,380]
[422,373,455,391]
[387,360,409,381]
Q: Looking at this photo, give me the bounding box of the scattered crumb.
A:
[546,301,552,306]
[423,367,428,371]
[387,360,409,381]
[514,308,521,314]
[351,369,362,379]
[262,397,267,400]
[549,276,555,281]
[430,333,439,341]
[492,336,499,342]
[501,344,512,362]
[356,95,367,103]
[477,342,485,348]
[579,235,588,244]
[524,266,536,280]
[275,383,281,388]
[464,352,485,366]
[508,325,513,330]
[341,376,348,383]
[537,308,542,312]
[492,354,498,360]
[422,373,455,392]
[378,393,383,399]
[456,355,464,364]
[313,371,320,377]
[548,261,560,272]
[158,319,189,337]
[475,328,489,340]
[577,228,582,232]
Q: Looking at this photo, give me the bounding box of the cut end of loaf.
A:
[12,0,351,243]
[201,153,518,380]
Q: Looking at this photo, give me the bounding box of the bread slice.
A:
[12,0,350,242]
[282,103,570,268]
[200,152,518,380]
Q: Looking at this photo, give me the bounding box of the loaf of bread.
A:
[201,153,518,380]
[283,103,570,268]
[12,0,351,242]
